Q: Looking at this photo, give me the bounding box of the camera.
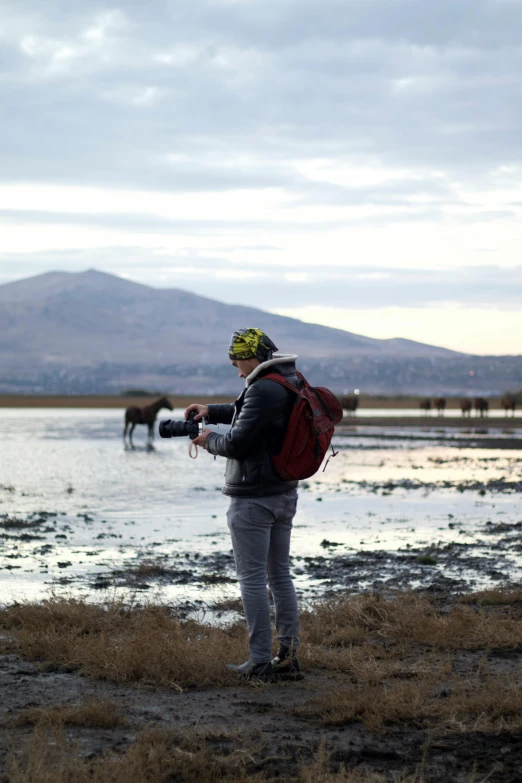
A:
[158,410,203,440]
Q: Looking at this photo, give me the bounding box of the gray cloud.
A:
[1,202,518,236]
[1,250,520,311]
[2,0,522,344]
[2,0,522,199]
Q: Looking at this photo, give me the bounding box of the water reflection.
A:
[0,408,521,602]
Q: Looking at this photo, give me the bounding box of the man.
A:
[185,328,302,682]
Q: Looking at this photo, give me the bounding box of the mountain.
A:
[0,268,457,364]
[1,269,520,395]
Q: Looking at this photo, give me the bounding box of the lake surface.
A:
[346,407,518,418]
[1,409,521,604]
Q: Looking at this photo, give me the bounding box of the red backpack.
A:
[263,370,344,481]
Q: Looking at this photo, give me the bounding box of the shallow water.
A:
[1,409,521,603]
[344,407,518,418]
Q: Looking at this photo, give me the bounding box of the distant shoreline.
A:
[0,394,517,415]
[0,394,232,409]
[337,417,522,432]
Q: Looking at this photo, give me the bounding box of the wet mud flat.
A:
[1,410,522,603]
[2,463,522,604]
[335,425,522,451]
[2,414,522,779]
[337,419,522,434]
[2,590,522,782]
[1,499,522,607]
[297,522,522,597]
[1,530,522,776]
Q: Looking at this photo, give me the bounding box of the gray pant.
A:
[226,489,299,663]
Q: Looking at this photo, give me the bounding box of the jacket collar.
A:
[245,353,298,387]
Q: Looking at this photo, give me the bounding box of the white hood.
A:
[245,353,298,387]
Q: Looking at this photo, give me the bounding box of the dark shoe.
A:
[271,644,304,681]
[226,659,274,682]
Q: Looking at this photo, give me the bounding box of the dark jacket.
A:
[205,355,299,497]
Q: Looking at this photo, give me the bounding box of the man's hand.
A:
[191,428,212,449]
[184,403,209,422]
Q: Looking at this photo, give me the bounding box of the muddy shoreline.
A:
[3,653,521,783]
[2,512,522,782]
[2,588,522,783]
[3,495,522,781]
[339,417,522,429]
[2,411,522,781]
[2,468,522,604]
[0,394,514,409]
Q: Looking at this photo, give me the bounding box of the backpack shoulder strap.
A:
[261,372,301,394]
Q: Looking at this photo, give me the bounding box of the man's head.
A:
[228,328,278,378]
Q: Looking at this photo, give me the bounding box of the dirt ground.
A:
[2,652,520,783]
[2,591,522,783]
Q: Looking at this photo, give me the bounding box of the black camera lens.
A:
[158,417,200,439]
[159,419,184,438]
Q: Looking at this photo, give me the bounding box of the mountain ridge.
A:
[0,268,461,364]
[5,269,521,396]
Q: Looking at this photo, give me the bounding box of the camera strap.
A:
[188,415,208,459]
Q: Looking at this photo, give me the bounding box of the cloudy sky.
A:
[1,0,521,355]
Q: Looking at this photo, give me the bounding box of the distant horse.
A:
[434,397,446,416]
[341,395,359,416]
[501,395,516,417]
[460,399,472,418]
[474,397,489,418]
[419,399,431,416]
[124,396,173,448]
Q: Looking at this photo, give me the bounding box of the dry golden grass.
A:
[0,393,471,410]
[299,671,522,733]
[7,728,490,783]
[300,592,522,654]
[6,727,266,783]
[302,641,452,687]
[2,591,522,740]
[459,588,522,606]
[298,743,424,782]
[121,560,169,577]
[14,697,127,729]
[5,729,432,783]
[297,592,522,734]
[0,394,232,409]
[0,597,246,689]
[2,592,521,689]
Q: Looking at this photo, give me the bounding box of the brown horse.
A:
[434,397,446,416]
[124,396,173,448]
[460,399,472,417]
[501,395,516,417]
[474,397,489,418]
[419,399,431,416]
[341,395,359,416]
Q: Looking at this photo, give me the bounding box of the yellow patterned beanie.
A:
[228,328,278,362]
